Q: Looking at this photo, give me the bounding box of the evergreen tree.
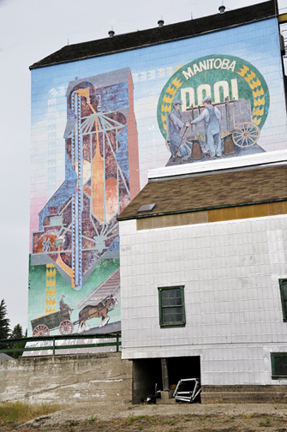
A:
[0,299,10,340]
[10,325,26,359]
[10,324,23,340]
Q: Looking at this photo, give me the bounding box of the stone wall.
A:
[0,353,132,405]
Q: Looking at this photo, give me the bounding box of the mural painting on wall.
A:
[30,68,139,336]
[157,55,270,166]
[30,18,286,337]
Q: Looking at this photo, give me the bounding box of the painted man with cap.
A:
[168,99,191,159]
[190,96,222,158]
[59,295,73,313]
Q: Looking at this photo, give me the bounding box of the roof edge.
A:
[30,1,276,70]
[117,197,287,222]
[148,149,287,182]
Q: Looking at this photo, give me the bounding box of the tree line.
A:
[0,299,26,358]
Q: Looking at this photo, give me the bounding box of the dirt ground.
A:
[1,401,287,432]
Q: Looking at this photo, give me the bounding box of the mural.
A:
[31,69,138,289]
[29,18,287,336]
[157,54,270,165]
[29,258,121,336]
[29,69,138,336]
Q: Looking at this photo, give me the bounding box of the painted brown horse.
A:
[77,295,118,333]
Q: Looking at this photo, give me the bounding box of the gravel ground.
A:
[1,402,287,432]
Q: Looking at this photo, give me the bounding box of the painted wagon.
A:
[31,310,74,336]
[186,97,260,148]
[166,97,260,155]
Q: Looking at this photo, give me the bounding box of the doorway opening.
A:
[132,356,201,404]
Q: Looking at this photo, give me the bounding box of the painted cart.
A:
[166,97,260,152]
[186,97,260,148]
[31,310,74,336]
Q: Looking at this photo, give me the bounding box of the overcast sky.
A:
[0,0,287,332]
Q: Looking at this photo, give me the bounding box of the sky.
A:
[0,0,287,332]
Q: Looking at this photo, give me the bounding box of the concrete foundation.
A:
[2,354,287,405]
[157,390,176,404]
[201,385,287,403]
[0,353,132,405]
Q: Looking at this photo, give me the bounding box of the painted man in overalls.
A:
[191,96,222,158]
[168,99,191,159]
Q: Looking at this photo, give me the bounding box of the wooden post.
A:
[161,358,169,391]
[225,95,231,132]
[116,334,119,352]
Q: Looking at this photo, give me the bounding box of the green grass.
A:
[259,417,271,427]
[184,414,195,422]
[126,415,146,425]
[86,416,97,424]
[0,401,61,425]
[162,418,178,425]
[69,420,79,427]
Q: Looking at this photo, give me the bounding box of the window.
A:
[158,286,186,328]
[279,279,287,321]
[271,353,287,379]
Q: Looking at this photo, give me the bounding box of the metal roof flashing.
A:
[147,150,287,183]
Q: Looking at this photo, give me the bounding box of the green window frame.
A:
[271,353,287,379]
[158,286,186,328]
[279,279,287,322]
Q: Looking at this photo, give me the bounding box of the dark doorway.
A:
[168,356,200,387]
[132,358,162,403]
[132,356,201,404]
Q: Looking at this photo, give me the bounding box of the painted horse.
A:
[77,295,118,333]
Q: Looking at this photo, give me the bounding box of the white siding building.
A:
[118,151,287,402]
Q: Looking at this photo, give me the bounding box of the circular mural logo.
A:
[157,54,269,139]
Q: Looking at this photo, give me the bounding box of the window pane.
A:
[275,356,287,375]
[279,280,287,321]
[159,286,185,327]
[163,307,182,323]
[162,296,171,306]
[162,289,182,306]
[282,282,287,298]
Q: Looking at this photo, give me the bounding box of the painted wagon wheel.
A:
[232,122,260,148]
[32,324,50,337]
[59,320,74,335]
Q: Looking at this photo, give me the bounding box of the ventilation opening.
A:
[132,356,201,404]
